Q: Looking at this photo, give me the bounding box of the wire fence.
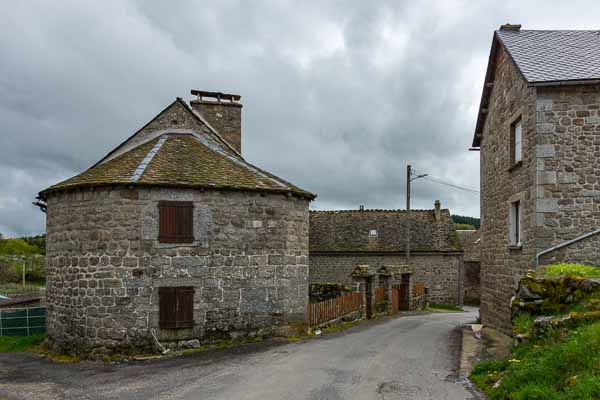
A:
[0,284,45,298]
[0,306,46,336]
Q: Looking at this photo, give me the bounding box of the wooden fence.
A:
[307,292,361,326]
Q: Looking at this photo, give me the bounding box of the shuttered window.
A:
[158,201,194,243]
[159,287,194,329]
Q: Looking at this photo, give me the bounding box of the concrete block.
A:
[537,171,557,185]
[537,198,559,213]
[536,144,555,158]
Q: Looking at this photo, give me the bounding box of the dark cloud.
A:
[1,0,599,236]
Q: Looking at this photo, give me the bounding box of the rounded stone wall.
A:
[44,186,309,355]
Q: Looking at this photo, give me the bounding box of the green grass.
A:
[513,312,535,335]
[541,263,600,279]
[470,321,600,399]
[429,303,464,312]
[0,334,45,352]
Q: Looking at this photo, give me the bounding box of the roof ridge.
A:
[310,208,448,213]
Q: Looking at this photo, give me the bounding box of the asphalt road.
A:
[0,309,481,400]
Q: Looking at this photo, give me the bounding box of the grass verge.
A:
[470,321,600,399]
[541,263,600,279]
[0,334,45,352]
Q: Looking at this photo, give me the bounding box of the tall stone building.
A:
[37,90,315,354]
[309,202,464,304]
[472,25,600,334]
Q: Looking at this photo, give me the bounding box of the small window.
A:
[369,229,378,237]
[159,287,194,329]
[510,200,521,246]
[511,118,522,164]
[158,201,194,243]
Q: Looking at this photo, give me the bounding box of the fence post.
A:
[26,307,30,336]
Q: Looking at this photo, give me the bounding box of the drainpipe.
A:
[535,228,600,267]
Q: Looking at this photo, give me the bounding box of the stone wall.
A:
[308,253,462,304]
[480,43,538,334]
[45,187,309,354]
[534,84,600,266]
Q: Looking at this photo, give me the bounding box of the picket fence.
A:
[307,292,362,326]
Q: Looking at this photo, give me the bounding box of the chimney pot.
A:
[190,90,243,154]
[500,23,521,31]
[434,200,441,221]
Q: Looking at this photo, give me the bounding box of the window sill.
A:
[508,244,522,251]
[508,161,523,172]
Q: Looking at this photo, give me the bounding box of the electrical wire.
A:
[411,168,479,193]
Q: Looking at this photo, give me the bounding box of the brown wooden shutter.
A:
[175,287,194,328]
[159,287,177,329]
[159,201,194,243]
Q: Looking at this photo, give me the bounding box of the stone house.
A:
[472,25,600,334]
[37,90,315,354]
[456,230,480,304]
[309,201,464,305]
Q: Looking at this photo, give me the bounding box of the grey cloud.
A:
[1,0,600,236]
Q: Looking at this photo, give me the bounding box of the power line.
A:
[411,168,479,193]
[422,176,479,193]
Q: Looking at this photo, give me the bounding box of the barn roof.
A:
[309,208,462,253]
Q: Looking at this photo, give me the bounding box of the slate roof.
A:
[497,29,600,84]
[456,230,480,263]
[39,100,315,200]
[309,209,462,253]
[472,27,600,147]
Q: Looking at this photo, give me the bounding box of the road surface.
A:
[0,309,481,400]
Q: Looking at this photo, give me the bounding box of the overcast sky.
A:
[2,1,600,237]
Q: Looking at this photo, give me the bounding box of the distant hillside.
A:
[452,215,480,229]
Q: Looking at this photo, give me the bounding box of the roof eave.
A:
[528,78,600,87]
[38,181,316,202]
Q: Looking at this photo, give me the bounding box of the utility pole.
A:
[22,259,26,286]
[405,165,428,264]
[406,165,411,263]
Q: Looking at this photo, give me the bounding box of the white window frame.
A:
[369,229,378,237]
[509,200,522,246]
[512,118,522,163]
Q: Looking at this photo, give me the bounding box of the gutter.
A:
[535,228,600,267]
[529,78,600,87]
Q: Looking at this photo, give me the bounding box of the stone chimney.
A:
[190,90,243,153]
[500,23,521,31]
[434,200,441,221]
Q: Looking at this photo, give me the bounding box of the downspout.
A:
[535,228,600,267]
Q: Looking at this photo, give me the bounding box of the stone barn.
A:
[37,90,315,355]
[309,202,464,305]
